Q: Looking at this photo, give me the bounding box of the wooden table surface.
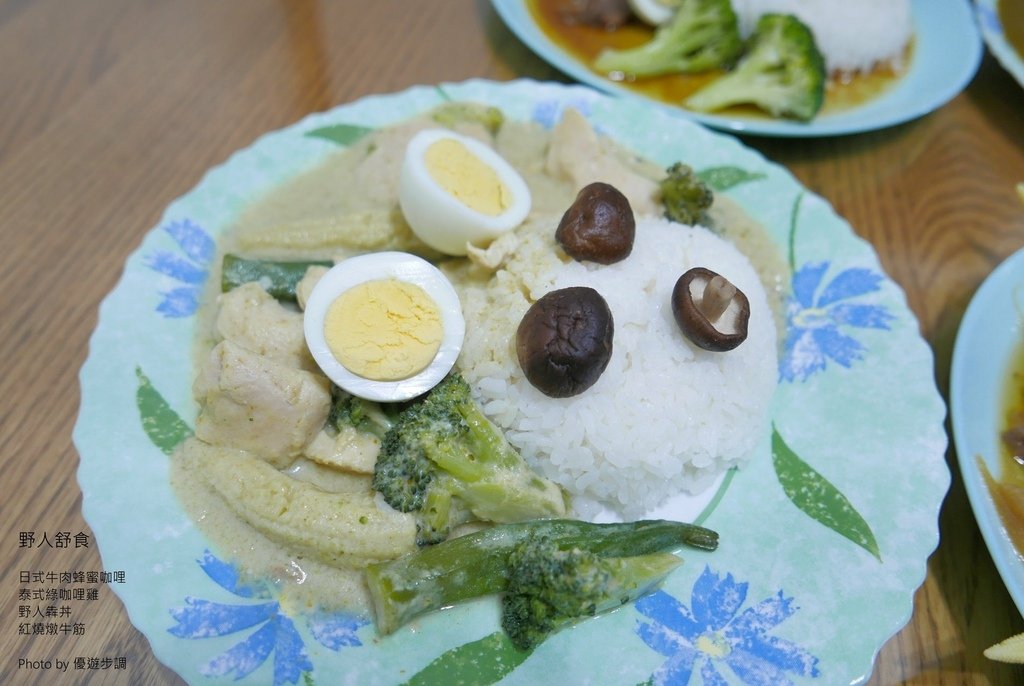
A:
[2,1,1023,684]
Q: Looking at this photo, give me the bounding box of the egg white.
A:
[303,251,465,402]
[398,128,531,256]
[628,0,676,25]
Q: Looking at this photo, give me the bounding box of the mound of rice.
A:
[455,215,778,519]
[731,0,912,74]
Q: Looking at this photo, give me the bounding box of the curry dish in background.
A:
[528,0,911,117]
[983,332,1024,557]
[978,0,1024,570]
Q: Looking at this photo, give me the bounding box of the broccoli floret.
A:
[660,162,713,225]
[593,0,742,77]
[686,13,826,121]
[327,390,395,440]
[364,518,719,636]
[501,534,682,650]
[372,373,567,546]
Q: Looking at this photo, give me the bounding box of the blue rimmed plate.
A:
[75,79,948,685]
[492,0,982,137]
[952,246,1024,617]
[976,0,1024,89]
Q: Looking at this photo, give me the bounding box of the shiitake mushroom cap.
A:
[672,267,750,352]
[516,286,614,397]
[555,182,635,265]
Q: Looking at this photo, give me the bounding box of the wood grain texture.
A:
[1,1,1023,684]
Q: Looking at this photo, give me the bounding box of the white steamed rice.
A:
[455,215,778,520]
[731,0,912,74]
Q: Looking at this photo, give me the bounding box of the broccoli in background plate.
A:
[686,13,827,121]
[594,0,743,77]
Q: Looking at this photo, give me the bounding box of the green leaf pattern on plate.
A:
[304,124,374,146]
[135,366,191,455]
[401,631,532,686]
[772,426,882,560]
[697,166,767,191]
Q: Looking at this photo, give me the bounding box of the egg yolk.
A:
[424,138,511,216]
[324,278,443,381]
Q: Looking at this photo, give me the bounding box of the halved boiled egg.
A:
[399,128,532,256]
[303,251,465,402]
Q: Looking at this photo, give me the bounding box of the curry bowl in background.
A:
[952,245,1024,616]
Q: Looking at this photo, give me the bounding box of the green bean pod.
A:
[365,518,718,635]
[220,254,332,301]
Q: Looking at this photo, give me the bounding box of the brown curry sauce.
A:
[982,329,1024,558]
[528,0,911,118]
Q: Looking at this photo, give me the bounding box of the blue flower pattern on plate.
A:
[779,261,894,382]
[145,220,215,317]
[635,566,819,685]
[169,551,367,685]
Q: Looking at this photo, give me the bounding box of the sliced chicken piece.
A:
[193,339,330,467]
[346,120,429,211]
[545,108,660,216]
[216,282,314,370]
[304,425,381,474]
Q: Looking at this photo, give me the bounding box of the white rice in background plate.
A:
[731,0,913,74]
[455,215,778,520]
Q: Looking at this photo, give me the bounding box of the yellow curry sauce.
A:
[528,0,911,118]
[982,330,1024,558]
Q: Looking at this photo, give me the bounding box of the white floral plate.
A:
[491,0,982,137]
[975,0,1024,89]
[74,79,948,686]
